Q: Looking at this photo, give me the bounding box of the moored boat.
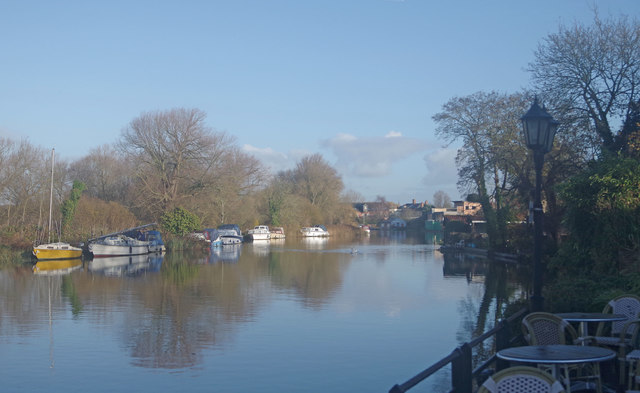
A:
[218,224,243,245]
[89,235,150,257]
[140,230,165,253]
[204,228,223,247]
[270,227,286,240]
[33,149,83,261]
[300,225,330,237]
[88,223,158,257]
[246,225,271,241]
[33,242,83,260]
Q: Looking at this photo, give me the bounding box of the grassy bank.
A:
[0,246,30,268]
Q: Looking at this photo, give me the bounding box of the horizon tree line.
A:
[0,109,365,245]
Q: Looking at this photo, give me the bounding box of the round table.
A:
[497,345,616,392]
[498,345,616,365]
[556,312,627,337]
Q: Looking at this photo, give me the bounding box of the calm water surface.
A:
[0,233,523,392]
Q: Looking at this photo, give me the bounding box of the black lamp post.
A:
[521,97,558,312]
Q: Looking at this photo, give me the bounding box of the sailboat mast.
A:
[48,148,54,244]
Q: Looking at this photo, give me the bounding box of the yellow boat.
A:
[33,242,83,260]
[33,258,82,275]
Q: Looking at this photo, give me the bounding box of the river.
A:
[0,232,526,392]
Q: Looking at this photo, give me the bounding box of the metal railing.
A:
[389,307,528,393]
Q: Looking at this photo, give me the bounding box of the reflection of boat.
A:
[300,225,330,237]
[246,225,271,241]
[218,224,243,245]
[33,149,83,261]
[147,253,164,272]
[270,227,286,240]
[246,241,270,256]
[33,258,83,275]
[89,235,150,257]
[88,254,152,276]
[301,236,329,249]
[209,244,242,263]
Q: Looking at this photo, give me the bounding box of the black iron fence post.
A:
[451,343,472,393]
[495,319,511,372]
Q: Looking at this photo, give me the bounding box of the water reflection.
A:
[0,237,527,393]
[89,254,151,276]
[33,258,82,275]
[245,241,270,257]
[443,249,530,380]
[301,237,329,249]
[209,244,242,263]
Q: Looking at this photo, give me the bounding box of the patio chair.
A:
[593,294,640,384]
[522,312,581,345]
[478,366,565,393]
[521,312,602,393]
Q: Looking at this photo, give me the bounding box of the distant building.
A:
[380,217,407,230]
[453,201,482,215]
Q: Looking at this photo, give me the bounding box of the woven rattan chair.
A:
[521,312,602,393]
[478,366,565,393]
[593,294,640,384]
[522,312,580,345]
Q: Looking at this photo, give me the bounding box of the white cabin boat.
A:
[300,225,330,237]
[247,225,271,241]
[89,235,150,257]
[218,224,243,245]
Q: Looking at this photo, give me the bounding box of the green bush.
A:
[544,273,640,313]
[160,207,201,236]
[556,154,640,275]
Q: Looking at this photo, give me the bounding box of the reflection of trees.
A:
[0,267,57,333]
[266,250,346,309]
[1,246,351,371]
[61,275,82,317]
[0,267,84,337]
[449,253,528,368]
[118,256,269,369]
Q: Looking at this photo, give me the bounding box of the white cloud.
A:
[321,131,430,177]
[242,144,290,173]
[385,131,402,138]
[242,144,314,174]
[422,147,460,199]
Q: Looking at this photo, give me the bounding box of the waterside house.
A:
[427,201,485,246]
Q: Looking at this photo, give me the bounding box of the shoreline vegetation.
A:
[0,222,387,268]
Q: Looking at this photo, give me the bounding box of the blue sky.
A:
[1,0,638,204]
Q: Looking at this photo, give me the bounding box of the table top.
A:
[555,312,627,323]
[497,345,616,364]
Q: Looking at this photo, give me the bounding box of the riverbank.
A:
[439,245,521,264]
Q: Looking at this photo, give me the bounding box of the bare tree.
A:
[118,108,234,217]
[291,154,344,224]
[432,190,452,208]
[195,146,265,228]
[69,144,132,204]
[529,13,640,152]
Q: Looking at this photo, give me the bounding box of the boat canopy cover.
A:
[203,228,220,241]
[218,224,241,235]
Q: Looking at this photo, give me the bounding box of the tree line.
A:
[0,108,357,247]
[433,12,640,309]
